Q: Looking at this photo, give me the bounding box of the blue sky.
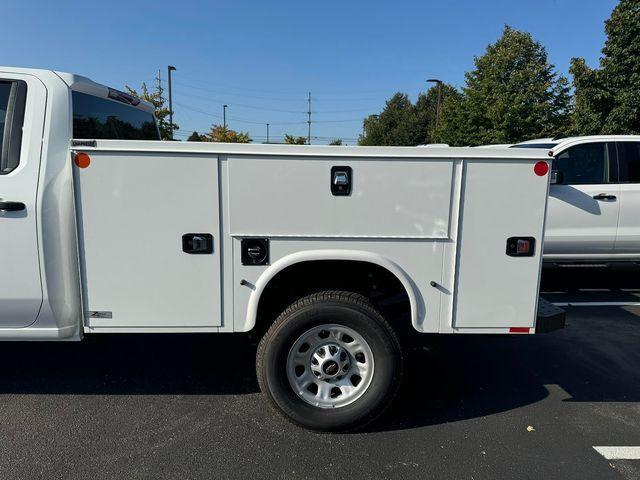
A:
[3,0,618,144]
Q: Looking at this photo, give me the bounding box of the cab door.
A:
[614,141,640,254]
[0,73,47,327]
[545,142,619,258]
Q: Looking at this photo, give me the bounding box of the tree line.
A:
[359,0,640,146]
[129,0,638,146]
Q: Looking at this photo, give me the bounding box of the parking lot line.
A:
[593,447,640,460]
[552,302,640,307]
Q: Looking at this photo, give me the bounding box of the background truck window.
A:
[554,142,609,185]
[0,83,9,159]
[617,142,640,183]
[72,91,160,140]
[0,81,27,174]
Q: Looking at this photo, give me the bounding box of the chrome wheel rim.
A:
[286,324,375,409]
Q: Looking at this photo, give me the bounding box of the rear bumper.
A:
[536,297,566,333]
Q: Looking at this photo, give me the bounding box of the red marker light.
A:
[74,152,91,168]
[517,239,532,254]
[509,327,530,334]
[534,161,549,176]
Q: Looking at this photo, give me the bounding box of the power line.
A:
[174,101,308,126]
[165,73,427,98]
[172,90,306,114]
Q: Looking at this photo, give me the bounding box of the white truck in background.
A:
[511,137,640,264]
[0,67,564,430]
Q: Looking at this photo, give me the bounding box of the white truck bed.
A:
[72,141,551,335]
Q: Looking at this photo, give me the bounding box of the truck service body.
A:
[0,67,564,429]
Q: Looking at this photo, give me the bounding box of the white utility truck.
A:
[0,67,564,430]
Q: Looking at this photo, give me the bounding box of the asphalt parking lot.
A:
[0,267,639,479]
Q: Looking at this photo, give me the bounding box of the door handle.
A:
[593,194,617,201]
[0,201,26,212]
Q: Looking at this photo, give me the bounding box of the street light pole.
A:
[167,66,176,140]
[266,123,270,143]
[307,92,311,145]
[223,104,228,129]
[427,78,443,131]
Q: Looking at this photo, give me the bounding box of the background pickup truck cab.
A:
[512,136,640,264]
[0,66,562,430]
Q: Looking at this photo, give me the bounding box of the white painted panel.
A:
[545,183,619,256]
[75,152,221,327]
[615,183,640,254]
[454,160,548,328]
[228,157,453,238]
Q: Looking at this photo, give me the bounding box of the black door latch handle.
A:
[593,194,617,201]
[182,233,213,254]
[0,201,26,212]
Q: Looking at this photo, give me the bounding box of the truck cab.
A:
[512,136,640,264]
[0,67,158,336]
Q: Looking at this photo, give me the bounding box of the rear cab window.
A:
[617,142,640,183]
[72,91,160,140]
[0,80,27,174]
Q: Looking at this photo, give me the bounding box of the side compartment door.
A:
[454,160,548,329]
[0,74,46,327]
[545,142,619,257]
[75,151,222,328]
[614,141,640,254]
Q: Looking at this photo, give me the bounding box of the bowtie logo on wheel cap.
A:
[322,360,339,376]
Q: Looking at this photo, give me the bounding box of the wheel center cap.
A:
[323,360,339,376]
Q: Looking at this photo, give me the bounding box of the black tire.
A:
[256,290,403,431]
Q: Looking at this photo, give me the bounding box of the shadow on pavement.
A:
[0,267,637,433]
[377,304,640,431]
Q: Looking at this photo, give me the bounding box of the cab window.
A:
[554,142,609,185]
[72,91,160,140]
[0,80,27,175]
[617,142,640,183]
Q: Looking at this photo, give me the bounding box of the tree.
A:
[357,85,456,146]
[414,84,459,144]
[430,89,466,145]
[202,124,252,143]
[187,131,204,141]
[437,26,571,146]
[358,93,419,146]
[571,0,640,135]
[329,139,343,145]
[126,82,178,140]
[284,134,307,145]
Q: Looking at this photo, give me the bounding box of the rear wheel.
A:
[256,291,403,431]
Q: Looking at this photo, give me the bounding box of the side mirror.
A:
[550,170,563,185]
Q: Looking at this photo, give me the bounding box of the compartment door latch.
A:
[182,233,214,254]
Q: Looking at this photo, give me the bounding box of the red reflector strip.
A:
[509,327,530,333]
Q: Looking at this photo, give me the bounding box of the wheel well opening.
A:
[255,260,411,336]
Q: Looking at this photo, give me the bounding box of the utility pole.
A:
[266,123,270,144]
[427,78,443,131]
[156,69,161,92]
[307,92,311,145]
[167,65,176,140]
[223,104,228,129]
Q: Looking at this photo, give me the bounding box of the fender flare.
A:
[244,249,422,331]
